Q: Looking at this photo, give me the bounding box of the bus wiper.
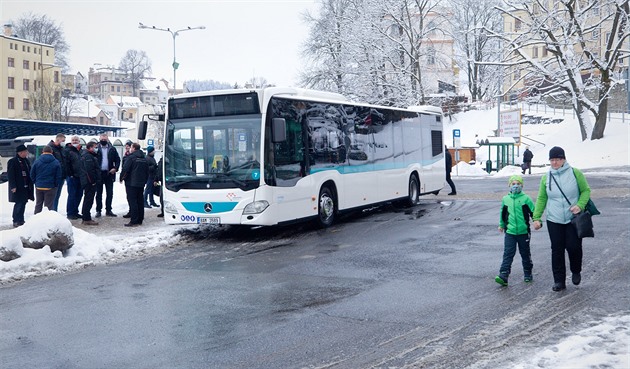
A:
[208,172,247,187]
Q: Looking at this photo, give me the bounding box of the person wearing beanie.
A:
[7,144,34,227]
[495,174,535,287]
[533,146,591,291]
[143,146,159,208]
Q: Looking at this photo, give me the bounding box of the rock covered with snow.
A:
[0,229,23,261]
[18,210,74,254]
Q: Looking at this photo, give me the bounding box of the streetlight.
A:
[138,22,205,93]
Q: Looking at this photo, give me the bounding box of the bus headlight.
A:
[243,200,269,214]
[164,201,178,214]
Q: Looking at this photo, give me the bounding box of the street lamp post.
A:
[138,22,205,93]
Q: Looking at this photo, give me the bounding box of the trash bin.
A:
[485,160,493,173]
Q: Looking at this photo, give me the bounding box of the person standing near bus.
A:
[445,146,457,195]
[80,142,101,225]
[30,145,62,214]
[8,144,34,227]
[143,146,158,208]
[47,133,67,212]
[120,143,149,227]
[95,133,121,218]
[64,136,84,220]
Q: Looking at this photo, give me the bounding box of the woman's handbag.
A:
[571,211,594,238]
[152,182,161,197]
[550,173,595,238]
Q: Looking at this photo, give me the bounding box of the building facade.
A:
[1,25,62,119]
[88,66,135,101]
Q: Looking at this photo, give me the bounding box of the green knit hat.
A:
[508,175,523,185]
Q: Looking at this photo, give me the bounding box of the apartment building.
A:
[501,1,626,100]
[88,66,135,101]
[1,24,62,119]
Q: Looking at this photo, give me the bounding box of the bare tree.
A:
[493,0,630,141]
[119,49,152,96]
[11,12,70,72]
[59,95,83,122]
[447,0,503,102]
[29,79,62,121]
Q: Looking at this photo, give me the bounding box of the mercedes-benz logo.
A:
[204,203,213,213]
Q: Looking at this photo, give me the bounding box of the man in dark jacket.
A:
[80,142,101,225]
[95,133,121,217]
[30,145,62,214]
[522,146,534,175]
[143,146,158,208]
[64,136,84,219]
[120,143,149,227]
[445,146,457,195]
[8,144,34,227]
[47,133,67,211]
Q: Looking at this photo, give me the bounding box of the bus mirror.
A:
[138,120,148,140]
[272,118,286,143]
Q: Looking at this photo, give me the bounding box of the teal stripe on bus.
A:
[181,202,238,214]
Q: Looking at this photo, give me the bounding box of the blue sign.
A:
[453,129,460,138]
[147,139,154,145]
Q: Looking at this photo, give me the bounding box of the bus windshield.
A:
[164,114,262,192]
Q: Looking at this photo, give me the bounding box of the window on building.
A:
[129,112,133,119]
[514,19,522,31]
[532,47,538,58]
[592,29,599,41]
[8,97,15,110]
[427,48,436,65]
[8,57,14,67]
[23,60,29,69]
[46,50,49,56]
[99,116,104,125]
[27,46,31,52]
[111,86,115,91]
[23,99,30,111]
[542,47,548,57]
[54,71,59,82]
[23,79,29,91]
[8,77,14,89]
[513,69,521,79]
[23,45,26,52]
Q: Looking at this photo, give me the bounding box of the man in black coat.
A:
[80,142,101,225]
[120,143,149,227]
[445,146,457,195]
[522,146,534,175]
[95,133,121,217]
[64,136,84,219]
[7,144,34,227]
[47,133,67,211]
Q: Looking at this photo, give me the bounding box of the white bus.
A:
[139,87,445,227]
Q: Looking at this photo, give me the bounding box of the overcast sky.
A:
[1,0,319,88]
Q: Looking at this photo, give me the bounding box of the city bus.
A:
[139,87,445,227]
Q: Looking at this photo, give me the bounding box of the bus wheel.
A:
[405,175,420,207]
[317,186,335,227]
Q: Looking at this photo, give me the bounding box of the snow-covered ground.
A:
[1,106,629,367]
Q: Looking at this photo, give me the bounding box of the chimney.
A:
[3,24,13,37]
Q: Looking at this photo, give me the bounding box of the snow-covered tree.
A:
[184,79,232,92]
[494,0,630,141]
[447,0,503,101]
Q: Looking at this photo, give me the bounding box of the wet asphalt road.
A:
[1,168,628,368]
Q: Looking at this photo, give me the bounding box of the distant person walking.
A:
[522,146,534,175]
[7,144,34,227]
[30,145,62,214]
[154,157,164,218]
[120,143,149,227]
[95,133,121,218]
[143,146,158,208]
[445,147,457,195]
[79,142,101,226]
[47,133,67,211]
[533,146,591,292]
[495,175,535,287]
[64,136,84,220]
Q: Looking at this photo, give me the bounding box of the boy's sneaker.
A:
[495,275,508,286]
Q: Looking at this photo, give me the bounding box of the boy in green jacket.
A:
[495,175,536,286]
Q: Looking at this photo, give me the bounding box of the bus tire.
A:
[405,174,420,207]
[317,186,336,227]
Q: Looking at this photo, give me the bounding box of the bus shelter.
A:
[477,137,516,173]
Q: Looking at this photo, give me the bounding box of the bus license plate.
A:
[198,217,220,224]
